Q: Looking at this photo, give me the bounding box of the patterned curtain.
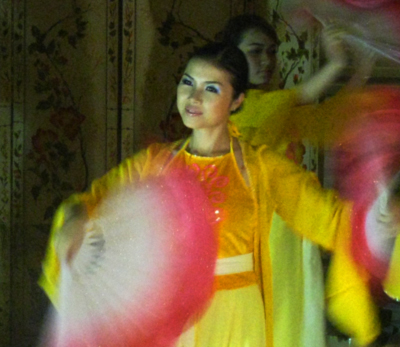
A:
[0,0,266,345]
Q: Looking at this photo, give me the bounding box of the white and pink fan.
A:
[332,86,400,284]
[282,0,400,63]
[41,170,217,347]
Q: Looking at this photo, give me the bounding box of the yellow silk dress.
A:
[171,138,265,346]
[40,138,380,347]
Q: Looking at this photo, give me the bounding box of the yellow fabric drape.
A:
[232,88,324,347]
[384,237,400,300]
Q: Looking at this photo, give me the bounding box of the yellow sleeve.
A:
[286,86,400,146]
[284,88,352,146]
[261,148,380,345]
[262,147,348,250]
[231,89,299,129]
[231,87,342,148]
[383,236,400,300]
[238,88,352,148]
[326,229,381,346]
[230,89,300,147]
[38,145,158,306]
[233,86,396,149]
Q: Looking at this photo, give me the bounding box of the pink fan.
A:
[336,0,395,10]
[41,170,217,347]
[282,0,400,63]
[332,86,400,281]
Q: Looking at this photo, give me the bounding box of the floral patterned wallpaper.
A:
[0,0,274,345]
[0,1,125,345]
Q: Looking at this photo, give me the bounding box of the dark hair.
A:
[220,14,279,47]
[190,42,249,99]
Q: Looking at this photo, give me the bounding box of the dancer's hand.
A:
[387,174,400,237]
[54,203,88,264]
[375,190,400,239]
[322,24,348,68]
[347,45,377,89]
[297,24,348,104]
[365,178,400,263]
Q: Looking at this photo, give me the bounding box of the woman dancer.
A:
[40,43,384,347]
[219,14,371,347]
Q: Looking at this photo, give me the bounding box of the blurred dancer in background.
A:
[220,13,376,347]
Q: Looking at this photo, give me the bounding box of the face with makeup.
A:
[238,28,278,88]
[177,58,244,132]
